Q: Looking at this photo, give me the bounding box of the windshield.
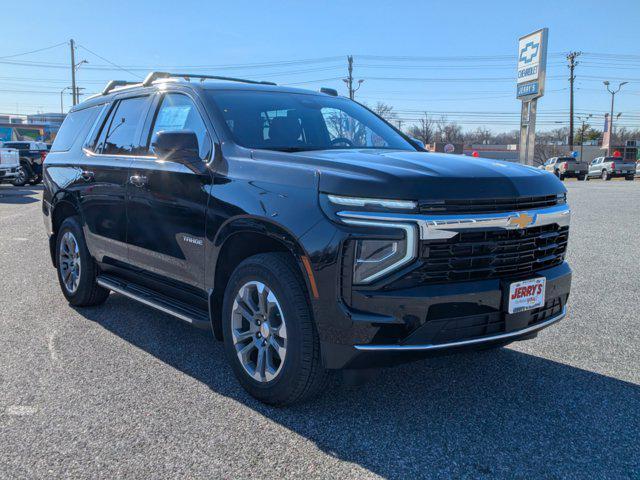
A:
[207,90,414,152]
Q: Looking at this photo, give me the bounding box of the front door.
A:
[126,91,214,289]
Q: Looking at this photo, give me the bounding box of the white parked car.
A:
[0,148,21,184]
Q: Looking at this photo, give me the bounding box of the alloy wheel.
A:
[231,281,287,382]
[59,231,81,293]
[13,167,26,185]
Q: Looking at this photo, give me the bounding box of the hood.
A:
[288,149,565,200]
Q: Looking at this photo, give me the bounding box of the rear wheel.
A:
[55,216,110,306]
[222,253,328,405]
[625,176,634,181]
[577,175,585,181]
[11,165,29,187]
[558,173,565,181]
[601,170,609,181]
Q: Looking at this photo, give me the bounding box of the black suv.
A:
[43,72,572,405]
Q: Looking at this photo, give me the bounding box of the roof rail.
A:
[101,80,139,95]
[141,71,277,87]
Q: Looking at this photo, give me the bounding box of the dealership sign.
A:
[517,28,548,99]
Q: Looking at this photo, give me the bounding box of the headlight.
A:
[354,239,407,284]
[342,219,417,284]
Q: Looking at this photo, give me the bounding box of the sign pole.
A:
[526,99,538,165]
[516,28,548,166]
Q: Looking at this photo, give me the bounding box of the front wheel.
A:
[222,253,328,405]
[625,176,635,181]
[55,216,110,306]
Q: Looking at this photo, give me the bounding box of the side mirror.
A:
[152,130,206,174]
[409,136,426,150]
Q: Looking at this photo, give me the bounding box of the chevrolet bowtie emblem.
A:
[508,213,535,229]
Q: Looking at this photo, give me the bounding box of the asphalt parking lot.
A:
[0,180,638,479]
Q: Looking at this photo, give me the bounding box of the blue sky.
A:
[2,0,639,133]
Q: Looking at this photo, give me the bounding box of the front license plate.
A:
[508,278,546,313]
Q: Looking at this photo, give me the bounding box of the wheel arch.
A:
[48,192,82,267]
[208,216,314,341]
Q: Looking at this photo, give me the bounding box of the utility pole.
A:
[343,55,363,100]
[346,55,353,99]
[70,39,77,105]
[566,51,581,150]
[603,81,628,154]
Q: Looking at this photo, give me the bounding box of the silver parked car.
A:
[541,156,587,181]
[586,156,635,181]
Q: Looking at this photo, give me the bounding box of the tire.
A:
[222,252,328,406]
[577,175,585,181]
[55,216,110,307]
[601,170,609,181]
[559,173,565,181]
[11,165,29,187]
[625,176,634,181]
[585,175,590,181]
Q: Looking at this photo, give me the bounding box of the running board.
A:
[97,274,210,329]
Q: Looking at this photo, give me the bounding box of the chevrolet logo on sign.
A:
[507,213,535,229]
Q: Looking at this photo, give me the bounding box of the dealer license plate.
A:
[508,278,546,313]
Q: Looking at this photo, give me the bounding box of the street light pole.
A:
[603,80,628,155]
[576,113,592,161]
[60,86,71,114]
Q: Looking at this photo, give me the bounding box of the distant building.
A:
[0,112,65,143]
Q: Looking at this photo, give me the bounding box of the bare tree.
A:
[465,126,493,145]
[613,127,640,145]
[372,102,396,122]
[493,130,519,145]
[436,115,463,143]
[407,112,435,145]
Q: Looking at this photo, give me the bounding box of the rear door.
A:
[126,90,214,289]
[80,95,153,265]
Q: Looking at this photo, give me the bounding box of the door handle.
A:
[80,170,94,182]
[129,175,148,188]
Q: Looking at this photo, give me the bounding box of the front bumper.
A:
[321,262,571,369]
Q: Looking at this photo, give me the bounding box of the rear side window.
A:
[51,106,102,152]
[96,96,149,155]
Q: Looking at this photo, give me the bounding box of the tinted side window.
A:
[51,105,102,152]
[98,96,149,155]
[149,93,211,161]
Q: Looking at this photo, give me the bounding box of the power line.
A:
[76,44,143,79]
[0,41,68,60]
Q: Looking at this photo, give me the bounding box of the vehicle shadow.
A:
[0,184,43,204]
[78,294,639,479]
